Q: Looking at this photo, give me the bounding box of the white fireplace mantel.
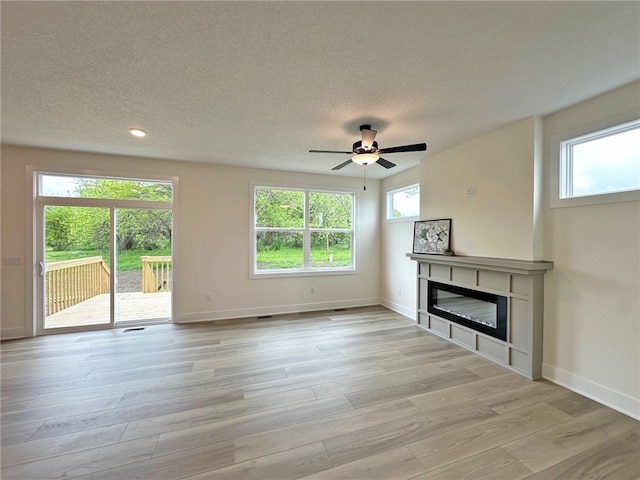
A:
[407,253,553,379]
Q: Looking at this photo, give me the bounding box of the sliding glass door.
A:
[35,173,174,335]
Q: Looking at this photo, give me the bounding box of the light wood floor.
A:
[1,306,638,479]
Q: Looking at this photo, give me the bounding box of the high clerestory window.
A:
[550,116,640,207]
[252,186,355,276]
[386,183,420,221]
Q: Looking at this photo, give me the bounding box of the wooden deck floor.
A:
[45,292,171,328]
[2,306,638,479]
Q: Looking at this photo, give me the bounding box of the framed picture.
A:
[413,218,451,254]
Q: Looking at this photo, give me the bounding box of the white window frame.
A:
[550,111,640,208]
[385,183,420,222]
[250,184,356,278]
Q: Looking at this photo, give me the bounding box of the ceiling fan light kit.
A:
[309,124,427,171]
[352,153,379,165]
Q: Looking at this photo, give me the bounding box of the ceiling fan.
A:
[309,124,427,170]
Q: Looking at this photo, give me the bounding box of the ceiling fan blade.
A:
[331,159,353,170]
[376,157,396,169]
[377,143,427,154]
[361,128,377,149]
[309,149,353,154]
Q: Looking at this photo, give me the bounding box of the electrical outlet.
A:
[310,287,316,294]
[467,186,477,198]
[398,288,402,296]
[205,294,212,302]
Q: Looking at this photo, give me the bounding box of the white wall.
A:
[380,166,420,318]
[0,146,381,338]
[420,116,542,260]
[542,82,640,419]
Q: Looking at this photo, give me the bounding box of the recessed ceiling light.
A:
[129,128,146,137]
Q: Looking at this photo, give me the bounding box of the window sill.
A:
[385,215,419,224]
[250,268,357,279]
[550,189,639,208]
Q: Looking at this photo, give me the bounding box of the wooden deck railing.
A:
[46,257,110,316]
[141,256,172,293]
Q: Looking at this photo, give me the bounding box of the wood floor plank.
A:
[120,387,318,442]
[345,367,479,409]
[375,346,472,371]
[466,362,512,379]
[0,419,44,446]
[521,430,640,480]
[0,435,158,479]
[311,363,447,399]
[7,362,195,397]
[1,423,127,467]
[410,446,532,480]
[209,348,343,377]
[297,446,427,480]
[323,399,497,466]
[151,395,353,457]
[243,362,387,398]
[1,393,122,427]
[407,402,573,472]
[478,378,568,414]
[233,398,422,463]
[27,389,244,440]
[285,350,404,377]
[546,390,604,417]
[182,441,332,480]
[72,440,235,480]
[502,406,639,473]
[408,372,531,413]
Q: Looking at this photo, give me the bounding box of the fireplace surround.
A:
[408,253,553,379]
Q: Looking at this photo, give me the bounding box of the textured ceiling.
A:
[2,1,639,179]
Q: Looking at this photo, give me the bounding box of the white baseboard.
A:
[1,327,27,340]
[542,363,640,420]
[380,298,416,320]
[177,297,381,323]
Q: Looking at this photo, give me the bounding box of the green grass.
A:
[46,247,171,271]
[47,245,348,271]
[256,246,351,270]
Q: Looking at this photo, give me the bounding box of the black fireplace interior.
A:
[427,280,507,341]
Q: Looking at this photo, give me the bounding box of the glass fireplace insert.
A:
[427,280,507,341]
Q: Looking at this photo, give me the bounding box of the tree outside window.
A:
[254,187,354,273]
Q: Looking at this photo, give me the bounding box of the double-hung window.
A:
[252,186,355,276]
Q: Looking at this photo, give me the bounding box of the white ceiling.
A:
[2,1,639,179]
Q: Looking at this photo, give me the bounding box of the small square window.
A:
[551,116,640,208]
[386,184,420,220]
[560,120,640,199]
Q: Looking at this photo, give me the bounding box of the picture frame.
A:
[413,218,451,254]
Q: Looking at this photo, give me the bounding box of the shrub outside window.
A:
[253,187,354,275]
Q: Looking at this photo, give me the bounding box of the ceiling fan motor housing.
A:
[352,140,378,154]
